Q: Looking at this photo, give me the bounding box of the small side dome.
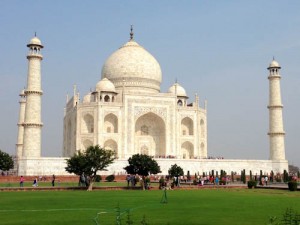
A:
[83,93,92,103]
[27,36,43,48]
[96,78,116,92]
[268,60,280,68]
[168,83,187,97]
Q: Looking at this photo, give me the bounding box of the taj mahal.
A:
[16,29,288,176]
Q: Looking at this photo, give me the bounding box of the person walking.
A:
[215,176,219,185]
[32,178,38,187]
[20,176,24,187]
[265,176,268,186]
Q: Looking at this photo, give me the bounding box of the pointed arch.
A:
[103,139,118,157]
[135,112,166,157]
[181,141,194,159]
[82,139,93,151]
[200,142,205,158]
[66,119,72,155]
[200,119,205,138]
[141,145,149,155]
[181,117,194,135]
[104,113,118,133]
[104,95,110,102]
[81,114,94,133]
[177,99,183,106]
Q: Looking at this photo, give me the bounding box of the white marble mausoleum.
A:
[16,29,288,176]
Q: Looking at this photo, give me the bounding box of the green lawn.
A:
[0,189,299,225]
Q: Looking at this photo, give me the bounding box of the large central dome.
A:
[101,39,162,94]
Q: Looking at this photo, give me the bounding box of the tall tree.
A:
[168,164,184,186]
[124,154,161,176]
[0,150,14,172]
[65,145,116,191]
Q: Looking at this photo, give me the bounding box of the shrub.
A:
[219,180,226,185]
[288,181,298,191]
[241,169,246,184]
[105,175,115,182]
[145,177,150,183]
[159,177,165,189]
[275,174,282,182]
[267,208,300,224]
[95,175,102,182]
[247,180,257,189]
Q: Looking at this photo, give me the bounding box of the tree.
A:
[65,145,116,191]
[124,154,161,176]
[0,150,14,172]
[288,164,299,175]
[168,164,184,186]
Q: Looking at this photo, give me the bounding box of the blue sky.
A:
[0,1,299,167]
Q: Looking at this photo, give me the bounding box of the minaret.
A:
[22,35,43,157]
[267,59,286,160]
[16,89,26,158]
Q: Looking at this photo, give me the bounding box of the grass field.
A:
[0,188,299,225]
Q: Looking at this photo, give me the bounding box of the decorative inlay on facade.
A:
[113,77,160,90]
[104,111,118,117]
[181,114,193,120]
[134,106,167,120]
[82,111,94,117]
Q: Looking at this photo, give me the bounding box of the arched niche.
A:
[200,142,205,158]
[82,139,93,151]
[104,113,118,133]
[181,117,194,135]
[200,119,205,138]
[103,139,118,157]
[65,119,72,156]
[135,112,166,157]
[81,114,94,133]
[181,141,194,159]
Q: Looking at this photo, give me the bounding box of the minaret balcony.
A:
[22,122,43,127]
[267,131,285,136]
[267,105,283,109]
[24,90,43,95]
[27,54,43,59]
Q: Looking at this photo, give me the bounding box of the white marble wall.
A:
[18,157,288,176]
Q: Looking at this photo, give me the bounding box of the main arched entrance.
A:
[135,112,166,157]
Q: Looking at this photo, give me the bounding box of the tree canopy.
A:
[168,164,184,178]
[0,150,14,172]
[124,154,161,176]
[65,145,116,190]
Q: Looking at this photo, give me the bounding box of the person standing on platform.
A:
[52,174,56,187]
[20,176,24,187]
